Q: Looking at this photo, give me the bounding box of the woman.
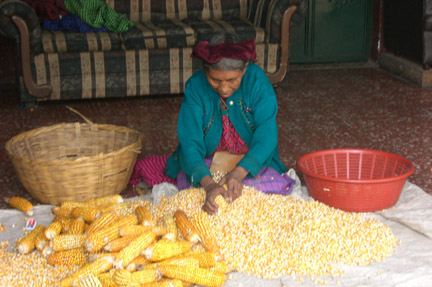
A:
[129,32,293,214]
[164,32,292,214]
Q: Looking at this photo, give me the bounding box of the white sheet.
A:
[1,181,431,286]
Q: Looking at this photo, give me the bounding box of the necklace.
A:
[220,97,228,110]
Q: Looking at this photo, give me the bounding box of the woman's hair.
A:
[202,32,249,71]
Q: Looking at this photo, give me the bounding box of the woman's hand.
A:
[219,166,249,202]
[202,182,226,215]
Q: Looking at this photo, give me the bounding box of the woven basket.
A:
[5,107,143,205]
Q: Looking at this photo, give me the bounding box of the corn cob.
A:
[113,269,140,287]
[67,217,86,235]
[119,225,166,237]
[47,248,87,266]
[104,236,137,252]
[141,279,183,287]
[86,212,119,234]
[85,195,123,208]
[114,230,157,269]
[45,221,63,239]
[51,234,86,252]
[54,215,72,233]
[41,245,54,257]
[143,256,199,270]
[71,207,101,223]
[97,272,117,287]
[210,261,229,274]
[214,195,228,215]
[61,201,88,209]
[8,196,34,216]
[16,225,45,254]
[158,265,225,287]
[182,251,217,268]
[143,240,192,261]
[191,212,220,253]
[135,206,156,226]
[88,252,118,263]
[126,255,150,271]
[162,214,177,241]
[85,215,138,253]
[60,256,114,287]
[173,210,201,244]
[76,274,103,287]
[101,202,133,217]
[52,206,74,218]
[35,231,49,251]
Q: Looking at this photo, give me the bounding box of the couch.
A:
[0,0,306,104]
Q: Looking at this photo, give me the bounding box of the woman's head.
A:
[191,32,257,98]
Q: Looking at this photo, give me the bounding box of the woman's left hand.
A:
[219,166,249,202]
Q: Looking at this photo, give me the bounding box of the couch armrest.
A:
[248,0,307,43]
[0,0,51,98]
[0,0,42,52]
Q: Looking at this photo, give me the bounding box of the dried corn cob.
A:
[52,206,74,218]
[113,269,140,287]
[143,256,200,270]
[8,196,33,216]
[61,201,88,209]
[76,274,103,287]
[85,215,138,253]
[51,234,86,252]
[126,255,150,271]
[214,195,228,215]
[141,279,183,287]
[35,231,49,251]
[181,251,218,268]
[54,216,72,233]
[191,212,220,253]
[47,248,87,266]
[88,252,118,263]
[158,265,225,287]
[173,210,201,244]
[101,202,133,216]
[67,217,86,235]
[143,240,192,261]
[16,225,45,254]
[210,261,229,274]
[86,212,118,234]
[85,195,123,208]
[41,245,54,257]
[45,221,63,239]
[104,236,137,252]
[119,225,166,237]
[162,214,177,241]
[71,207,101,223]
[132,269,161,284]
[60,256,114,287]
[114,231,157,269]
[97,272,117,287]
[136,206,156,226]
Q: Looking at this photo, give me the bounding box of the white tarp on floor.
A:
[1,181,431,286]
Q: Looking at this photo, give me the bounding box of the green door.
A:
[290,0,374,63]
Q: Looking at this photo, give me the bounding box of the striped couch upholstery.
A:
[0,0,306,103]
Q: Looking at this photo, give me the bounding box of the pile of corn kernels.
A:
[146,186,398,279]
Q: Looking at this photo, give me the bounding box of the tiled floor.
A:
[0,65,431,209]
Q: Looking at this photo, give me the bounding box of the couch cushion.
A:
[182,17,265,43]
[121,19,195,50]
[41,30,122,53]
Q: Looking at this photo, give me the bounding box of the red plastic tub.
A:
[296,149,415,212]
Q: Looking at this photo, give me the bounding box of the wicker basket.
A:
[5,107,143,205]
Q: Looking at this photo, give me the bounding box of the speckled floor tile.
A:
[0,66,430,209]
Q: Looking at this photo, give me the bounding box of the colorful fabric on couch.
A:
[43,13,109,33]
[64,0,133,33]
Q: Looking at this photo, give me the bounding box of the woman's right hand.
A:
[202,182,225,215]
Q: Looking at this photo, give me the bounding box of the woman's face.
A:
[205,67,246,99]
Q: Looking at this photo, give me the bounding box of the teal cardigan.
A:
[165,63,287,186]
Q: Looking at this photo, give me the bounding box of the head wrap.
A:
[191,38,257,63]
